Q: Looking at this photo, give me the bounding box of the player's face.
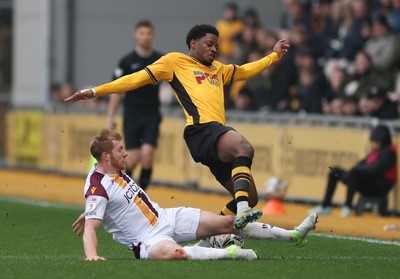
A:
[190,33,219,66]
[135,26,154,49]
[109,140,128,172]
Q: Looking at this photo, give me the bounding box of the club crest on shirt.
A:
[193,71,219,87]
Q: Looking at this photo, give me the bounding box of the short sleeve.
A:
[85,195,107,220]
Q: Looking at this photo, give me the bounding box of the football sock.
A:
[182,246,229,260]
[239,222,293,242]
[220,200,237,216]
[139,168,152,190]
[232,156,252,214]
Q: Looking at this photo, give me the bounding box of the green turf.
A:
[1,197,400,279]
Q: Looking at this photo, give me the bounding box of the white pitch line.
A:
[312,232,400,246]
[2,196,400,246]
[266,255,400,260]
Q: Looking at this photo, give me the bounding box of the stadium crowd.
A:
[216,0,400,119]
[53,0,400,119]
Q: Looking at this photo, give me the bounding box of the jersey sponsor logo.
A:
[90,186,97,194]
[123,182,141,203]
[193,71,219,86]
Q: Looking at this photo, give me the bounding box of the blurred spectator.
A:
[358,95,374,116]
[342,96,361,116]
[326,66,346,99]
[363,15,400,89]
[387,0,400,34]
[367,86,399,119]
[280,0,310,30]
[371,0,393,18]
[216,2,244,60]
[293,49,329,113]
[328,96,344,115]
[324,0,353,60]
[287,24,310,55]
[255,28,280,54]
[307,0,337,59]
[230,87,255,111]
[342,51,390,97]
[310,124,397,217]
[242,8,261,28]
[328,0,371,61]
[232,26,258,64]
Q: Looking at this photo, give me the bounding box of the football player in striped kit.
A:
[66,24,290,231]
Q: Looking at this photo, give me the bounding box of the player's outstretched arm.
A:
[233,39,290,81]
[83,219,106,261]
[64,89,95,103]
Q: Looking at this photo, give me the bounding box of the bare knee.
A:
[148,240,188,260]
[239,140,254,158]
[166,248,188,260]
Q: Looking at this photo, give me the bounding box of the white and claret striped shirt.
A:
[93,52,279,126]
[84,165,161,247]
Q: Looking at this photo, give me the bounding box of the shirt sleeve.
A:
[94,55,173,96]
[145,55,174,83]
[232,52,279,81]
[94,70,154,96]
[85,195,107,221]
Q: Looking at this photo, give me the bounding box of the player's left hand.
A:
[64,89,95,102]
[273,39,290,59]
[72,213,86,236]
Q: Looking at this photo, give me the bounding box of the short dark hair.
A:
[90,129,123,161]
[135,20,154,30]
[186,24,219,49]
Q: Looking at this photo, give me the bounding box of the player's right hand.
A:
[85,256,107,261]
[64,89,95,102]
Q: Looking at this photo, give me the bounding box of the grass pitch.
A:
[1,197,399,279]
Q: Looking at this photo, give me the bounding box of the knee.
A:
[239,140,254,158]
[168,248,188,260]
[149,247,188,260]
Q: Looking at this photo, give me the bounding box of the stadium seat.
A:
[355,185,398,217]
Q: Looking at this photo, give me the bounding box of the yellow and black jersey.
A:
[94,51,279,126]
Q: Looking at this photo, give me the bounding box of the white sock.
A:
[236,201,250,214]
[182,246,229,260]
[239,222,294,242]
